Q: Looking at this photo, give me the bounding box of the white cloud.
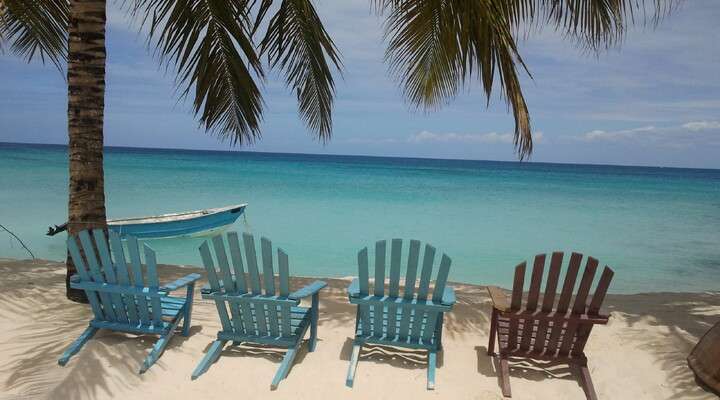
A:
[578,126,657,142]
[682,121,720,131]
[408,130,514,144]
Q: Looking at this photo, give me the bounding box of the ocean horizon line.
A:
[3,140,718,172]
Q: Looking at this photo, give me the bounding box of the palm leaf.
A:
[259,0,342,140]
[0,0,68,70]
[130,0,265,144]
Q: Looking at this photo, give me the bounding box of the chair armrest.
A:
[440,286,456,306]
[289,280,327,300]
[487,285,510,312]
[160,273,201,292]
[348,278,360,297]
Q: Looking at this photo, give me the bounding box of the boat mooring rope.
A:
[0,223,35,259]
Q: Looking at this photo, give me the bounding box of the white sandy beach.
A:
[1,258,718,400]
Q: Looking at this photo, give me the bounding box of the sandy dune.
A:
[0,258,718,400]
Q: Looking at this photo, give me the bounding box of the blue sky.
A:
[1,0,719,168]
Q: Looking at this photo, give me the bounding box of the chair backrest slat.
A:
[358,248,369,296]
[227,232,248,293]
[388,239,402,297]
[109,230,139,323]
[556,252,582,313]
[67,236,105,320]
[541,252,564,312]
[243,233,262,295]
[403,240,421,299]
[374,241,386,297]
[571,257,599,315]
[510,262,526,311]
[431,254,451,302]
[212,235,236,293]
[126,236,151,325]
[588,267,614,315]
[416,244,436,301]
[261,238,275,296]
[93,230,129,323]
[278,249,290,297]
[143,244,163,326]
[79,230,118,322]
[525,254,546,311]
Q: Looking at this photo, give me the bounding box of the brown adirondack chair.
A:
[486,252,614,400]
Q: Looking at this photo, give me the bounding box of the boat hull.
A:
[107,204,246,239]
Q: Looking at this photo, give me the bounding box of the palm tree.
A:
[0,0,674,301]
[0,0,341,301]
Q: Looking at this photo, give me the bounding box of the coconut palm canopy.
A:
[0,0,675,157]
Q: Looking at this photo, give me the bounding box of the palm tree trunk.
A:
[65,0,107,302]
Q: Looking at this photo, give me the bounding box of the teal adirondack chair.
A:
[59,229,200,372]
[192,232,327,389]
[346,239,455,390]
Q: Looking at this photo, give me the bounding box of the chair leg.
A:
[346,343,362,387]
[427,350,437,390]
[140,328,177,374]
[182,283,195,337]
[191,339,227,380]
[309,292,320,352]
[499,355,512,397]
[578,363,598,400]
[58,326,98,366]
[271,347,299,389]
[488,309,498,355]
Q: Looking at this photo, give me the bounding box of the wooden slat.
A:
[240,301,255,336]
[254,300,268,336]
[372,303,383,337]
[558,320,579,356]
[199,241,232,331]
[359,304,371,336]
[108,231,139,323]
[520,255,545,350]
[403,240,421,299]
[431,254,451,303]
[386,303,398,339]
[212,235,236,293]
[280,303,292,337]
[533,252,563,353]
[126,236,150,325]
[227,232,248,293]
[261,238,275,296]
[374,240,386,297]
[67,236,105,320]
[267,303,280,337]
[397,305,410,340]
[410,308,425,340]
[358,248,369,296]
[243,233,262,294]
[143,244,163,327]
[588,267,614,315]
[557,253,582,313]
[228,299,245,335]
[388,239,402,297]
[416,244,436,301]
[507,262,526,350]
[278,249,290,297]
[422,310,439,342]
[92,230,128,323]
[79,231,117,322]
[571,257,599,315]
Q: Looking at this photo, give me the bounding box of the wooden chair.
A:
[346,239,456,390]
[59,229,200,372]
[486,252,614,400]
[191,232,327,389]
[688,320,720,395]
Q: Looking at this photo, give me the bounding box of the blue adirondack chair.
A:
[192,232,327,389]
[58,229,200,373]
[346,239,455,390]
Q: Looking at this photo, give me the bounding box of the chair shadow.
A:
[338,337,444,370]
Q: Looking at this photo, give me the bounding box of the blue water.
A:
[1,142,719,293]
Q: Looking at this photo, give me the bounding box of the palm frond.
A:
[130,0,265,145]
[0,0,68,70]
[260,0,342,140]
[381,0,533,158]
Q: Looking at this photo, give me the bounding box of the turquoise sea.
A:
[1,142,719,293]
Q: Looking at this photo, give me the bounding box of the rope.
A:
[0,223,35,259]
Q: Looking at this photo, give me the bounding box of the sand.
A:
[1,258,718,400]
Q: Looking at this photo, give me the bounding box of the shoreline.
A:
[1,258,718,399]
